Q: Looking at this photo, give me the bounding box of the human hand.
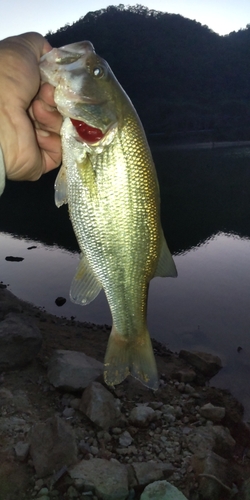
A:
[0,32,62,182]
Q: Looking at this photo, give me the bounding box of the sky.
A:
[1,0,250,40]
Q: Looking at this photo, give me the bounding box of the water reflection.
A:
[0,232,111,325]
[1,230,250,418]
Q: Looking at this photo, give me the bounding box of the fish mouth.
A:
[70,118,105,144]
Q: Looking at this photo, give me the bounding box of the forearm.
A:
[0,146,5,195]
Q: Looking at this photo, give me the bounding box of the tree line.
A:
[47,4,250,142]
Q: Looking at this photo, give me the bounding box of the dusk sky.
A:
[1,0,250,40]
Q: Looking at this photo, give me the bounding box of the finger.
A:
[36,130,62,173]
[37,82,57,107]
[31,96,62,134]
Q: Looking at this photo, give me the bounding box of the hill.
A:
[46,5,250,141]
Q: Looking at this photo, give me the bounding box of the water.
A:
[1,143,250,417]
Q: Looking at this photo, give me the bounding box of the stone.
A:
[179,350,222,377]
[62,407,75,418]
[119,431,133,447]
[200,403,226,422]
[55,296,66,306]
[161,404,176,423]
[67,485,78,498]
[140,480,188,500]
[79,382,121,430]
[37,488,49,496]
[129,405,155,427]
[242,478,250,500]
[70,398,81,410]
[212,425,236,457]
[69,458,129,500]
[5,256,24,262]
[0,287,23,320]
[0,416,30,434]
[14,441,30,462]
[175,368,196,383]
[186,424,235,459]
[192,451,231,500]
[0,313,42,369]
[29,415,77,478]
[48,350,103,391]
[116,446,137,456]
[131,462,175,486]
[185,427,216,455]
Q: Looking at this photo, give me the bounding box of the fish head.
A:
[40,41,125,138]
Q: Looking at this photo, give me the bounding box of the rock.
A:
[48,350,103,391]
[70,398,81,410]
[80,381,121,429]
[0,416,30,434]
[116,446,137,456]
[67,485,79,498]
[129,405,155,427]
[175,368,196,383]
[185,424,235,459]
[0,313,42,369]
[161,404,176,423]
[242,477,250,500]
[14,441,30,462]
[69,458,129,500]
[131,462,175,486]
[212,425,236,457]
[29,415,77,478]
[62,407,75,418]
[55,296,66,307]
[5,256,24,262]
[119,431,133,447]
[140,480,188,500]
[37,488,49,497]
[0,287,23,319]
[192,451,231,500]
[200,402,226,422]
[179,350,222,377]
[185,427,216,455]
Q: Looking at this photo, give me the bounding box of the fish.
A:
[40,41,177,390]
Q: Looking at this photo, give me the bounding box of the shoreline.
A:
[1,283,250,499]
[149,139,250,151]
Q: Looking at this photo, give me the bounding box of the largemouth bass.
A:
[40,41,177,389]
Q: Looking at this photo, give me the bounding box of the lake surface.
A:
[1,142,250,418]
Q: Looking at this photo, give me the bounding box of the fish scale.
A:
[40,41,177,389]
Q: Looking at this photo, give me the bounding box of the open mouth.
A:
[70,118,104,143]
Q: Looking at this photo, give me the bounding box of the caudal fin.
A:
[103,325,158,390]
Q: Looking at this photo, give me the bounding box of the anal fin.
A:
[154,231,177,278]
[70,253,102,305]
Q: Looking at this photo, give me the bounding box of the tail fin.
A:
[104,325,158,390]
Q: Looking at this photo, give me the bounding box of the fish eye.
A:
[93,66,104,78]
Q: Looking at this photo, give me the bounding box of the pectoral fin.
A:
[70,253,102,305]
[55,164,68,207]
[154,232,177,278]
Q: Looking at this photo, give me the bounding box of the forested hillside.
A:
[46,5,250,141]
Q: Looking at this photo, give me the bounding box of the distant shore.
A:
[149,139,250,151]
